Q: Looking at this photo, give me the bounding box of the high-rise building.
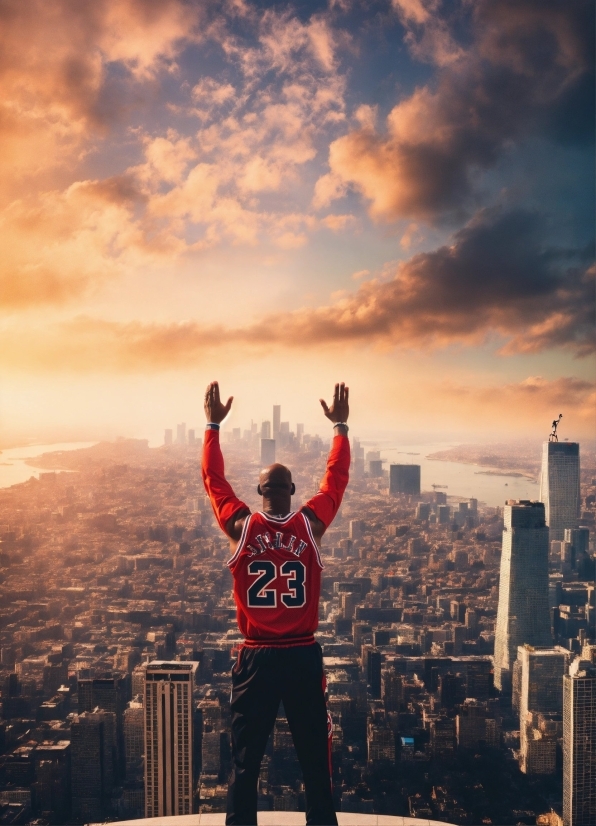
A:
[563,658,596,826]
[260,439,276,466]
[164,429,173,446]
[71,710,116,822]
[176,423,186,445]
[124,699,144,775]
[272,405,281,436]
[389,464,421,496]
[296,423,304,443]
[33,741,71,824]
[517,645,568,774]
[78,674,126,775]
[188,429,196,445]
[144,661,197,818]
[494,501,552,692]
[539,441,580,541]
[363,647,382,699]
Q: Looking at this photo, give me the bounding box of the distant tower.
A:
[188,429,196,445]
[389,464,421,495]
[260,439,276,466]
[272,405,281,437]
[539,441,580,541]
[494,501,552,692]
[176,423,186,445]
[296,423,304,443]
[144,661,197,817]
[563,658,596,826]
[164,429,173,446]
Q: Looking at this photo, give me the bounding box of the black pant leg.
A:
[226,647,281,825]
[281,644,338,826]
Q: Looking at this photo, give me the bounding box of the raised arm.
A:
[301,383,350,540]
[201,381,250,540]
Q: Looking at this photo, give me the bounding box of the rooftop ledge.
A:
[107,815,456,826]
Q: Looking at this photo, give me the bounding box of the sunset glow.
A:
[1,0,594,443]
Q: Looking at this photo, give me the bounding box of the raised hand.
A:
[320,382,349,424]
[204,381,233,424]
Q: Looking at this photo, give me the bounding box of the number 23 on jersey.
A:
[247,559,306,608]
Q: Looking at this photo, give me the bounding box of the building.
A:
[517,645,568,774]
[389,464,421,496]
[563,658,596,826]
[539,442,580,541]
[261,421,271,439]
[494,502,552,692]
[176,422,186,445]
[124,699,144,775]
[272,405,281,436]
[71,709,116,823]
[144,661,198,817]
[33,741,71,823]
[78,674,126,774]
[260,438,276,466]
[362,647,382,698]
[367,722,395,765]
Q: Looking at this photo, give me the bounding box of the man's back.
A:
[228,510,324,645]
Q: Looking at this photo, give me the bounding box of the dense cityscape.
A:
[0,412,594,826]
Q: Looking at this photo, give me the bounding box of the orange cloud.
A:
[0,0,201,197]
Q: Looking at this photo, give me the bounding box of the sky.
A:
[0,0,594,445]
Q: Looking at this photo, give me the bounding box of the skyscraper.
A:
[563,658,596,826]
[517,645,568,775]
[260,438,275,466]
[539,441,580,541]
[389,464,421,495]
[71,709,116,822]
[144,661,197,818]
[272,404,281,436]
[494,501,552,692]
[176,422,186,445]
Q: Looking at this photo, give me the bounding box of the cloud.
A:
[433,375,596,431]
[0,0,201,194]
[2,206,592,362]
[317,0,594,221]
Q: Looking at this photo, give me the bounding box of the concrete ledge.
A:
[107,814,455,826]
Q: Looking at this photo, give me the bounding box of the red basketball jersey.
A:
[227,511,323,646]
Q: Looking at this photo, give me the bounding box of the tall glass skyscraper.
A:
[563,658,596,826]
[539,441,580,541]
[494,501,552,692]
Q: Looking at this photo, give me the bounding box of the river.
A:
[0,438,538,507]
[0,442,96,489]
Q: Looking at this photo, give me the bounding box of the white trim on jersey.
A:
[226,512,253,569]
[302,512,324,569]
[258,511,296,525]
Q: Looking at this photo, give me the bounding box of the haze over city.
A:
[0,0,594,446]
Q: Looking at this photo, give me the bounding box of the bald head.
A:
[258,463,295,513]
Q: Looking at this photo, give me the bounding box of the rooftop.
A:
[108,815,456,826]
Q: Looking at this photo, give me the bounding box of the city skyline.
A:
[0,0,594,445]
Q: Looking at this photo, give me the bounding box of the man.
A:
[202,381,350,826]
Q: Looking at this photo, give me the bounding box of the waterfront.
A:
[0,442,95,488]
